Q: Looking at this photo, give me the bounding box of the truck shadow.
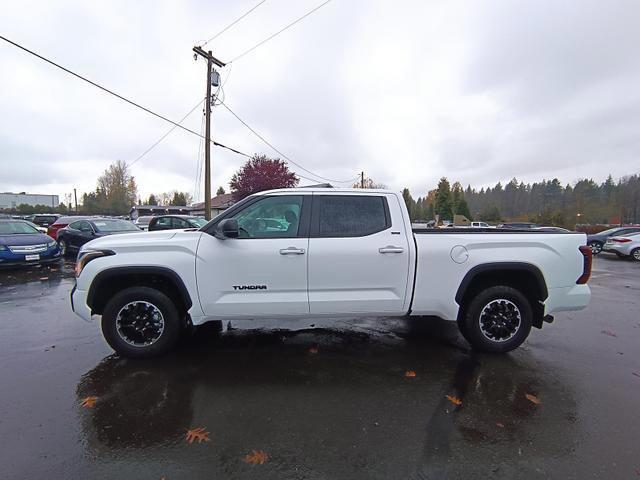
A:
[76,320,577,479]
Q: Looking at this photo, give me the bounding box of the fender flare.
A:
[455,262,548,305]
[86,266,193,311]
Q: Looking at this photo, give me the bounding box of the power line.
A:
[220,99,357,184]
[200,0,268,47]
[229,0,334,62]
[129,98,205,167]
[0,34,250,158]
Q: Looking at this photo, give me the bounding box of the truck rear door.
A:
[308,192,411,315]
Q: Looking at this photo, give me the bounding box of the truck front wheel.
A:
[461,285,533,353]
[101,287,181,358]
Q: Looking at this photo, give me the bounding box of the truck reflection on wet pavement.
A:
[0,256,638,479]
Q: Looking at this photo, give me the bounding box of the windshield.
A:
[93,220,139,232]
[0,221,40,235]
[188,218,208,228]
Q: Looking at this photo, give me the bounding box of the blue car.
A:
[0,219,62,268]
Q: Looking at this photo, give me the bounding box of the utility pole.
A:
[73,188,78,214]
[360,171,365,189]
[193,46,226,220]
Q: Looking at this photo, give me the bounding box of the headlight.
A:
[0,245,6,251]
[75,250,115,277]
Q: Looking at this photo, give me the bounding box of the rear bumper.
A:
[70,285,93,322]
[544,284,591,314]
[603,244,632,256]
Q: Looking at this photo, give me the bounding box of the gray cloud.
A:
[1,0,639,202]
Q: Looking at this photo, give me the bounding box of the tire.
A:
[58,238,68,257]
[461,285,533,353]
[631,248,640,262]
[101,286,182,358]
[589,241,603,255]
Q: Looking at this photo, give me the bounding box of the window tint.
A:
[316,195,389,237]
[154,217,172,229]
[77,221,93,232]
[68,221,83,230]
[230,195,303,238]
[172,218,190,229]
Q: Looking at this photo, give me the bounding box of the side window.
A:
[78,221,92,232]
[172,218,190,229]
[155,217,172,229]
[68,221,82,230]
[229,195,303,238]
[316,195,389,237]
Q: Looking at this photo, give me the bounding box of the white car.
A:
[70,188,592,358]
[603,232,640,261]
[470,221,491,228]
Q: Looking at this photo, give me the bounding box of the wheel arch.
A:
[455,262,548,328]
[87,266,193,316]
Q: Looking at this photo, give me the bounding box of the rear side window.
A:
[315,195,390,237]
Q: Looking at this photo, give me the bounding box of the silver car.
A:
[603,231,640,261]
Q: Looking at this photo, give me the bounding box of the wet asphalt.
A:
[0,256,639,479]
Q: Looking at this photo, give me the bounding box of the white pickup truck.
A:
[70,188,592,358]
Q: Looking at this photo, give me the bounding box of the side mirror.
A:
[215,218,239,239]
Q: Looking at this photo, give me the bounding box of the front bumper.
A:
[70,284,93,322]
[544,284,591,315]
[0,251,61,268]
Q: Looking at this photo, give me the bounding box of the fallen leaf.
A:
[185,427,210,444]
[525,393,541,405]
[308,346,318,354]
[446,395,462,406]
[405,370,417,378]
[243,450,268,465]
[496,422,505,428]
[39,277,48,281]
[601,330,617,338]
[633,372,640,378]
[80,396,98,408]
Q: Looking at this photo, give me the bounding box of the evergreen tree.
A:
[434,177,454,221]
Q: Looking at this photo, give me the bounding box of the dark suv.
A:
[148,215,208,231]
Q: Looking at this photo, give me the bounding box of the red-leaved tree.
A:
[230,155,299,200]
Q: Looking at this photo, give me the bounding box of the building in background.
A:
[191,193,236,218]
[0,192,59,209]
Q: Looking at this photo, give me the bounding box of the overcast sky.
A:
[2,0,639,203]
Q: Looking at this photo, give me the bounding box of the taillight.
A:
[613,238,632,243]
[577,245,592,284]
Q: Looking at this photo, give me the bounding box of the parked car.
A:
[71,188,591,358]
[586,226,640,254]
[27,214,61,229]
[148,215,208,231]
[47,216,91,240]
[24,220,48,234]
[134,216,154,231]
[57,218,141,257]
[0,219,61,268]
[470,221,491,228]
[497,222,539,229]
[603,232,640,261]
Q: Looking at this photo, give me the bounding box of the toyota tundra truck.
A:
[70,188,592,358]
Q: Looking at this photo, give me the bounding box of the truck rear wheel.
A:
[461,285,532,353]
[101,287,181,358]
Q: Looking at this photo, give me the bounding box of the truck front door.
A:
[196,194,310,317]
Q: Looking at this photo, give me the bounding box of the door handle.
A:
[379,245,404,254]
[280,247,306,255]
